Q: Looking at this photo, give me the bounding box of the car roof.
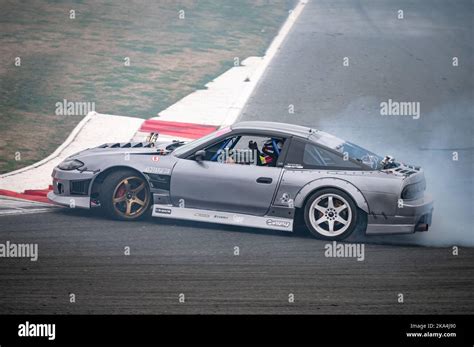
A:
[231,121,314,139]
[231,121,346,149]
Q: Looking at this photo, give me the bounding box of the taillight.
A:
[401,181,425,200]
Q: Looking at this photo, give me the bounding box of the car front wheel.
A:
[100,170,151,220]
[304,188,358,240]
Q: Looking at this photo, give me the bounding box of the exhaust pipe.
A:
[415,223,429,232]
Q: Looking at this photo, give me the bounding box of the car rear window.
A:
[285,139,362,169]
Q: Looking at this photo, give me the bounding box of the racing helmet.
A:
[262,138,283,157]
[259,138,283,166]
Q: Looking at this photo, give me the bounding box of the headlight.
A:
[58,159,84,171]
[401,181,426,200]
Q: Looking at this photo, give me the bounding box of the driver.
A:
[249,138,283,167]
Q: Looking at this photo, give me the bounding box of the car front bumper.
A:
[366,194,434,235]
[47,168,95,209]
[47,191,91,209]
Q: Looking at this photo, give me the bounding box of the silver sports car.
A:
[48,121,433,240]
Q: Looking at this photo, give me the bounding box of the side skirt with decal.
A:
[152,205,294,232]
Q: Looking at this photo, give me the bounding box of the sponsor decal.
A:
[266,219,291,228]
[144,167,171,175]
[285,163,303,169]
[213,214,229,220]
[280,193,295,207]
[154,207,171,214]
[151,155,161,162]
[194,213,210,218]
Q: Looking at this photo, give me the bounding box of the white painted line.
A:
[0,208,57,217]
[0,196,54,207]
[137,0,308,132]
[221,0,308,127]
[0,196,58,216]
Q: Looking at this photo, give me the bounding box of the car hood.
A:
[67,141,180,160]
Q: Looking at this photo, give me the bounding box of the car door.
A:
[169,134,286,216]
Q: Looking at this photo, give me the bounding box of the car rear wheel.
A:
[304,188,358,240]
[100,170,151,220]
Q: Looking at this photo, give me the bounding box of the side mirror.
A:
[194,149,206,162]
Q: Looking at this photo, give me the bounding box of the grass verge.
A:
[0,0,293,173]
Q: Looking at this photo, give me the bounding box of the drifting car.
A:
[48,121,433,240]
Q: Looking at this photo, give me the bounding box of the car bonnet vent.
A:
[131,142,154,148]
[97,142,155,148]
[98,142,154,148]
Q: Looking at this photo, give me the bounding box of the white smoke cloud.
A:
[305,96,474,247]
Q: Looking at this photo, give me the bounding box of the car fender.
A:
[89,164,154,194]
[293,177,370,213]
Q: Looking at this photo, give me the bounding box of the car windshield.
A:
[172,127,232,156]
[336,142,384,169]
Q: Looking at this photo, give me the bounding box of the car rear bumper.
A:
[366,194,434,235]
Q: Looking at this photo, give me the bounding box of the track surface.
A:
[1,209,473,314]
[0,0,473,314]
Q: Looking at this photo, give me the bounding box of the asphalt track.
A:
[0,0,473,314]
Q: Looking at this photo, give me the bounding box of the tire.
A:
[303,188,358,240]
[99,170,151,221]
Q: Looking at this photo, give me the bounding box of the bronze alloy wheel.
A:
[112,176,150,218]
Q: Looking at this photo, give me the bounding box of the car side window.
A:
[203,136,238,162]
[192,134,286,167]
[304,143,358,168]
[286,139,362,169]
